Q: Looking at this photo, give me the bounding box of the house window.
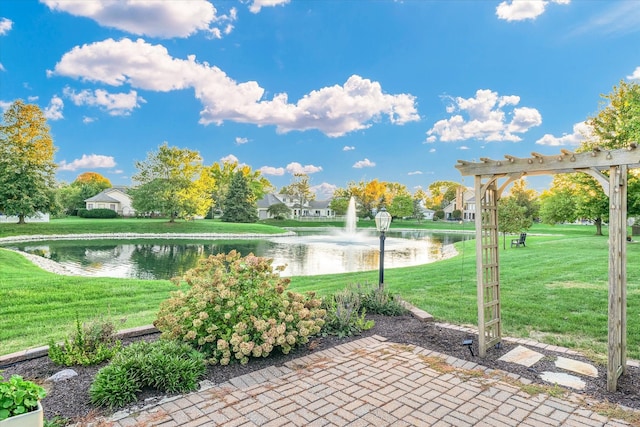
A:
[110,204,116,211]
[87,203,93,210]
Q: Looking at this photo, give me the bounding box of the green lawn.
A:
[1,219,638,363]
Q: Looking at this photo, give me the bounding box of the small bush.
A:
[154,251,325,365]
[321,287,374,338]
[434,210,445,220]
[49,316,122,366]
[357,283,408,316]
[77,208,118,218]
[90,340,206,409]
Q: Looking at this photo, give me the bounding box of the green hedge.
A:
[77,208,118,219]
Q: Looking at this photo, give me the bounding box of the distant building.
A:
[85,187,135,217]
[443,187,475,221]
[256,193,335,220]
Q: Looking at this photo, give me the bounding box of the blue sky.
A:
[1,0,640,198]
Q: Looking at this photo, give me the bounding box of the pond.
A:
[2,229,472,279]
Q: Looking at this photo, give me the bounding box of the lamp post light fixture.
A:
[375,207,392,290]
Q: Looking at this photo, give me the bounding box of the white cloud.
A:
[235,137,249,144]
[0,18,12,35]
[353,158,375,168]
[49,38,419,137]
[58,154,116,171]
[82,116,96,124]
[41,0,235,39]
[536,121,592,146]
[458,146,470,150]
[429,148,436,153]
[426,89,541,143]
[286,162,322,174]
[0,101,12,113]
[44,95,64,120]
[63,87,144,116]
[249,0,290,14]
[408,171,423,175]
[496,0,569,22]
[311,182,337,199]
[628,67,640,81]
[343,145,355,151]
[220,154,239,164]
[259,166,285,176]
[0,64,4,72]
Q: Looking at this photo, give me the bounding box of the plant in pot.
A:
[0,373,46,427]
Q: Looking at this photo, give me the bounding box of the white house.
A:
[85,187,135,217]
[256,193,335,220]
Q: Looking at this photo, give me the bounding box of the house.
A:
[85,187,135,217]
[256,193,335,220]
[443,187,475,221]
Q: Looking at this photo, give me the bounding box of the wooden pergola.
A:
[456,145,639,391]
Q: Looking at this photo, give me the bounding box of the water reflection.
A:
[2,230,471,279]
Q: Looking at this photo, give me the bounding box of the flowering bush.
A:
[154,251,325,365]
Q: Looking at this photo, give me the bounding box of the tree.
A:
[554,80,640,234]
[208,160,272,217]
[498,197,532,249]
[328,196,350,215]
[75,172,111,188]
[425,181,462,210]
[279,174,315,217]
[130,143,210,222]
[267,202,291,219]
[388,194,413,219]
[508,179,539,221]
[221,171,258,223]
[0,100,57,224]
[539,184,578,225]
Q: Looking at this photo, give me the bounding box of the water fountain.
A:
[345,196,357,235]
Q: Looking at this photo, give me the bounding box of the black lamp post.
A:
[375,207,392,290]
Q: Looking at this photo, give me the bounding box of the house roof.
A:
[84,188,128,203]
[309,200,330,209]
[257,193,284,209]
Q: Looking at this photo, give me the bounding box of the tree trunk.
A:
[17,214,25,224]
[595,217,603,236]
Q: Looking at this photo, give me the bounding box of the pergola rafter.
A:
[456,145,639,392]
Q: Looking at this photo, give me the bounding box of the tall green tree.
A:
[208,160,272,217]
[0,100,57,223]
[221,171,258,223]
[130,143,210,222]
[388,194,413,219]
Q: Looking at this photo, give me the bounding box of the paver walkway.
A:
[108,335,637,427]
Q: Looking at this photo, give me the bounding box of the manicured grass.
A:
[0,217,288,237]
[1,219,638,363]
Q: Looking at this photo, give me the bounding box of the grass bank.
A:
[1,219,638,362]
[0,217,288,237]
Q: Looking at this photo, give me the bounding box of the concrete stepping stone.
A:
[555,356,598,377]
[498,345,544,367]
[540,371,586,390]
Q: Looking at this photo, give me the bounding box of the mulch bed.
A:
[2,314,639,425]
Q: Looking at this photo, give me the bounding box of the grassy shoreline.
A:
[1,218,638,361]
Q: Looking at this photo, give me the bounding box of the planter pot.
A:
[0,402,43,427]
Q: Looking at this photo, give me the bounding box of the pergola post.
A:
[608,164,628,391]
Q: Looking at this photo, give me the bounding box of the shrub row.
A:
[77,208,118,218]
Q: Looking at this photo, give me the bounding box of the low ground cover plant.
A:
[0,373,46,420]
[356,283,408,316]
[321,287,374,338]
[48,315,122,366]
[90,340,205,409]
[154,251,325,365]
